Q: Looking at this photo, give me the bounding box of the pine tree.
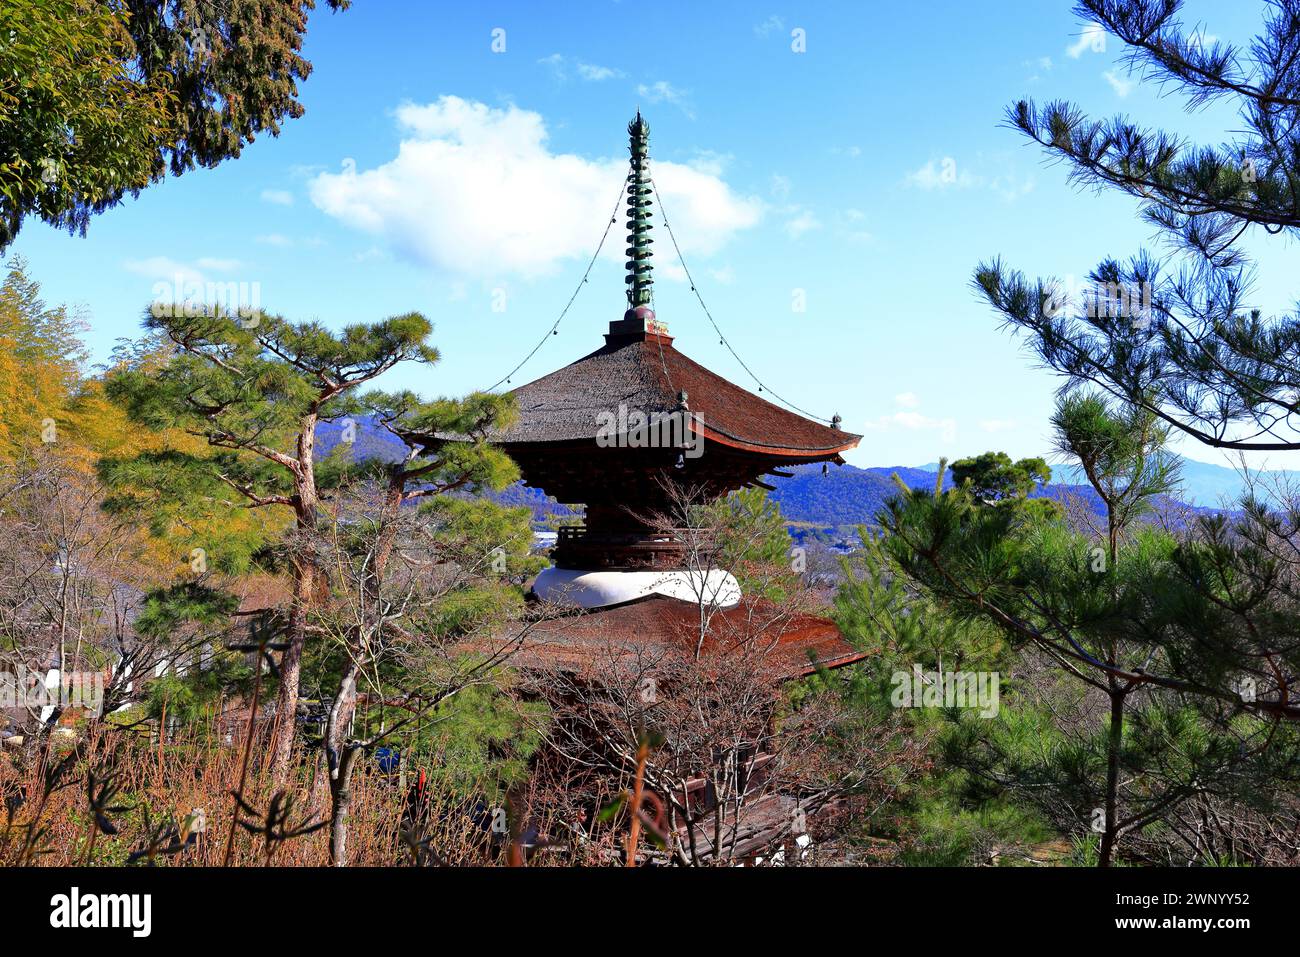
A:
[880,394,1300,865]
[104,304,439,782]
[949,452,1051,503]
[311,389,524,863]
[974,0,1300,452]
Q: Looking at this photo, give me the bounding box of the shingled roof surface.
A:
[504,593,865,678]
[491,335,860,457]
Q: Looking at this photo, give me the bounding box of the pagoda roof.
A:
[489,331,861,459]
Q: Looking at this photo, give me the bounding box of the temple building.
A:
[428,114,865,861]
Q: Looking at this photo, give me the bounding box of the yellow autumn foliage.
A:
[0,258,284,577]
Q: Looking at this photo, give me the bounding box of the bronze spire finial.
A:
[624,113,654,313]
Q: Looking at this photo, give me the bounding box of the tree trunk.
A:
[319,480,405,851]
[328,743,362,866]
[326,648,362,858]
[268,559,314,785]
[1098,689,1124,867]
[329,782,351,866]
[268,417,320,785]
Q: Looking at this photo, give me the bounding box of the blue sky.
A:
[12,0,1296,471]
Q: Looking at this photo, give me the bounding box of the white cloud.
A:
[636,81,694,119]
[1102,69,1135,97]
[309,96,762,279]
[253,233,322,249]
[1067,22,1107,58]
[125,255,246,279]
[864,410,957,444]
[537,53,565,80]
[124,256,205,286]
[353,246,386,263]
[688,149,733,176]
[1023,56,1054,83]
[979,418,1018,433]
[576,62,622,81]
[538,54,623,82]
[754,15,785,37]
[764,176,824,237]
[123,257,254,307]
[661,263,688,283]
[287,163,325,180]
[840,207,874,239]
[905,157,1033,201]
[260,188,294,206]
[988,172,1036,201]
[905,157,974,190]
[862,393,956,443]
[783,208,820,239]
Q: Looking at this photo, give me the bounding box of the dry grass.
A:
[0,719,546,867]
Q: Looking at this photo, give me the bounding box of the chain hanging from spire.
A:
[624,111,654,311]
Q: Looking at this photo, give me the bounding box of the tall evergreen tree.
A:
[313,390,522,863]
[975,0,1300,452]
[104,305,438,781]
[880,395,1300,865]
[0,259,84,460]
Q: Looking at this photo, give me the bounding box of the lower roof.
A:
[498,593,865,679]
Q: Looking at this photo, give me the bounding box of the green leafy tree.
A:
[0,0,348,248]
[938,0,1300,865]
[1052,394,1179,557]
[0,257,90,459]
[830,529,1022,864]
[303,471,538,866]
[279,390,528,864]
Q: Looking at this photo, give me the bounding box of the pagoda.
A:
[425,114,867,862]
[474,114,863,662]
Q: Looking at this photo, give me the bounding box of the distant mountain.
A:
[1050,457,1295,508]
[315,417,405,464]
[920,455,1297,507]
[313,416,577,524]
[767,460,1227,533]
[309,419,1238,533]
[765,463,950,529]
